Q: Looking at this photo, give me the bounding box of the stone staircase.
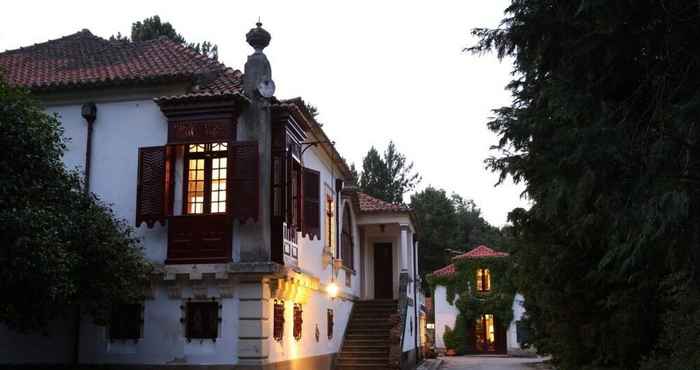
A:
[335,300,398,369]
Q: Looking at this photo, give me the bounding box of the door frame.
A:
[469,314,507,354]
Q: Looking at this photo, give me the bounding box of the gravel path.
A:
[439,355,549,370]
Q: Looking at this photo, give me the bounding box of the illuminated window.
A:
[476,268,491,292]
[184,143,228,215]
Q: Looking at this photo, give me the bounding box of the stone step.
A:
[347,330,390,336]
[336,357,391,366]
[340,347,387,353]
[345,332,389,339]
[338,352,388,359]
[336,365,390,370]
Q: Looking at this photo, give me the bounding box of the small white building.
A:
[430,245,526,355]
[0,24,423,370]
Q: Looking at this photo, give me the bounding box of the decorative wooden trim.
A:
[168,119,234,145]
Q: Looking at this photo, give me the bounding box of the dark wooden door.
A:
[374,243,393,299]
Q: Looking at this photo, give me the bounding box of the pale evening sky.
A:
[0,0,528,226]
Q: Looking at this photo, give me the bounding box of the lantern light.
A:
[326,282,339,299]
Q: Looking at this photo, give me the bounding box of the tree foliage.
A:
[358,142,421,204]
[111,15,218,60]
[411,187,506,287]
[471,0,700,368]
[0,79,150,332]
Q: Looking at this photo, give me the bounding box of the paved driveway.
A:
[440,356,548,370]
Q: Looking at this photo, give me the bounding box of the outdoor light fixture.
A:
[326,281,339,299]
[426,323,435,330]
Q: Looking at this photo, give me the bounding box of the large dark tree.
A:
[358,142,421,204]
[472,1,700,369]
[112,15,218,60]
[0,79,150,332]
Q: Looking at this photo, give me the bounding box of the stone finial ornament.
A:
[246,21,271,52]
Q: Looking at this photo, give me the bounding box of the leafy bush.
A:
[443,325,458,350]
[0,78,150,332]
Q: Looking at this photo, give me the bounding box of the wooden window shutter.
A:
[230,141,259,222]
[302,168,320,239]
[136,146,170,228]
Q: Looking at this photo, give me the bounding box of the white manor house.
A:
[0,24,425,370]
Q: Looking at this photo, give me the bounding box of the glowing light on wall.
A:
[326,282,339,298]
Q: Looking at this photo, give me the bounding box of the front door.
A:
[374,243,393,299]
[473,314,507,354]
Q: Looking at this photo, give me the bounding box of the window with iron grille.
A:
[109,304,143,341]
[273,300,285,342]
[293,304,303,341]
[184,301,220,340]
[327,309,334,339]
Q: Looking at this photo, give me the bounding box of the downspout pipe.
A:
[413,238,419,362]
[74,102,97,364]
[81,102,97,193]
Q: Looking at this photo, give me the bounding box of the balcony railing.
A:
[283,222,299,262]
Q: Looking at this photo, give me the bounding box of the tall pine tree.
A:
[358,142,420,204]
[472,1,700,368]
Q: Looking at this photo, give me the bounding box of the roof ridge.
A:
[1,29,101,54]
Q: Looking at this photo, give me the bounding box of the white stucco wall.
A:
[78,286,240,365]
[507,293,526,351]
[433,285,459,349]
[2,95,417,366]
[48,99,169,263]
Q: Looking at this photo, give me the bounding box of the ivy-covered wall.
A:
[428,256,515,353]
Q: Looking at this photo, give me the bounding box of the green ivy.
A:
[428,256,515,353]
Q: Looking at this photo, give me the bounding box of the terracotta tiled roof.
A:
[0,29,242,94]
[430,245,508,279]
[356,192,410,213]
[430,264,455,278]
[453,245,509,260]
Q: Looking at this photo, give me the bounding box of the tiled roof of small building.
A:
[453,245,509,260]
[0,29,242,94]
[430,264,455,278]
[356,192,410,213]
[429,245,509,278]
